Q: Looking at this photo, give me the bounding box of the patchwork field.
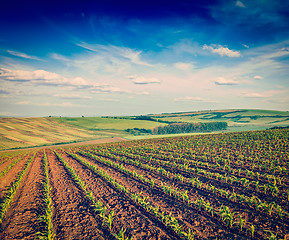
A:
[149,109,289,128]
[0,109,288,151]
[0,128,288,239]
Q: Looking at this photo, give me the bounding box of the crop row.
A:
[77,150,279,239]
[105,144,288,185]
[96,145,288,197]
[83,147,288,219]
[54,151,135,240]
[0,152,30,178]
[0,152,36,223]
[37,150,54,240]
[108,146,288,202]
[103,129,289,175]
[66,150,196,240]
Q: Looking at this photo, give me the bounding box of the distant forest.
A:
[151,122,227,135]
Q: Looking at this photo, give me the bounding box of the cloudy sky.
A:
[0,0,289,116]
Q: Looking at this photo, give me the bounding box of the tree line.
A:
[151,122,227,135]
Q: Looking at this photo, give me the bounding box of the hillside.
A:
[0,109,288,150]
[0,117,166,150]
[149,109,289,131]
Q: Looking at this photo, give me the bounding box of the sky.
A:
[0,0,289,117]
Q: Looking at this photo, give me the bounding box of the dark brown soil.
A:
[57,150,173,240]
[0,151,44,239]
[1,134,288,240]
[75,150,244,239]
[45,149,107,239]
[0,152,34,200]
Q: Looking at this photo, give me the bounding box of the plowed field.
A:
[0,128,288,239]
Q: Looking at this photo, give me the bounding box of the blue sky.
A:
[0,0,289,116]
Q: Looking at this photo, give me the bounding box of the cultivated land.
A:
[0,128,288,239]
[0,109,288,150]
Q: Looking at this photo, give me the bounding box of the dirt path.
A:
[58,150,172,240]
[45,149,106,239]
[0,151,44,239]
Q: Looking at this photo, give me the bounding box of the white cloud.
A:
[55,102,76,107]
[92,86,131,94]
[254,75,263,80]
[241,92,271,98]
[136,91,150,95]
[53,94,92,99]
[174,96,217,103]
[174,62,194,71]
[0,68,101,88]
[17,101,32,105]
[77,42,152,67]
[128,75,161,84]
[235,1,246,8]
[16,101,82,107]
[203,44,241,57]
[50,53,70,62]
[6,50,42,61]
[215,77,239,85]
[99,98,120,102]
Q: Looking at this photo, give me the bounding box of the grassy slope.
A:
[55,117,166,131]
[0,117,107,150]
[149,109,289,130]
[0,109,288,150]
[0,117,166,150]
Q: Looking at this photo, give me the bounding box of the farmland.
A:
[0,109,289,151]
[0,128,288,239]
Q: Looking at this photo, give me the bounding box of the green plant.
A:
[104,211,114,230]
[115,228,133,240]
[41,150,55,240]
[182,228,195,240]
[0,152,36,224]
[250,224,255,237]
[235,216,245,231]
[264,230,278,240]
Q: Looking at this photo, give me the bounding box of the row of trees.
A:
[151,122,227,135]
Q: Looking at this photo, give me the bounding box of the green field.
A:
[149,109,289,130]
[56,117,166,131]
[0,109,288,150]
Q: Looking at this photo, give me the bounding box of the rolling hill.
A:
[0,109,288,150]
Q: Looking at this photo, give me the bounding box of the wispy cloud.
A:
[92,86,131,94]
[16,101,83,107]
[174,96,217,103]
[203,44,241,57]
[53,94,92,99]
[240,92,271,98]
[135,91,150,95]
[99,98,120,102]
[0,68,103,88]
[77,42,152,67]
[128,75,161,84]
[6,50,42,61]
[174,62,194,71]
[235,1,246,8]
[215,77,239,85]
[254,75,263,80]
